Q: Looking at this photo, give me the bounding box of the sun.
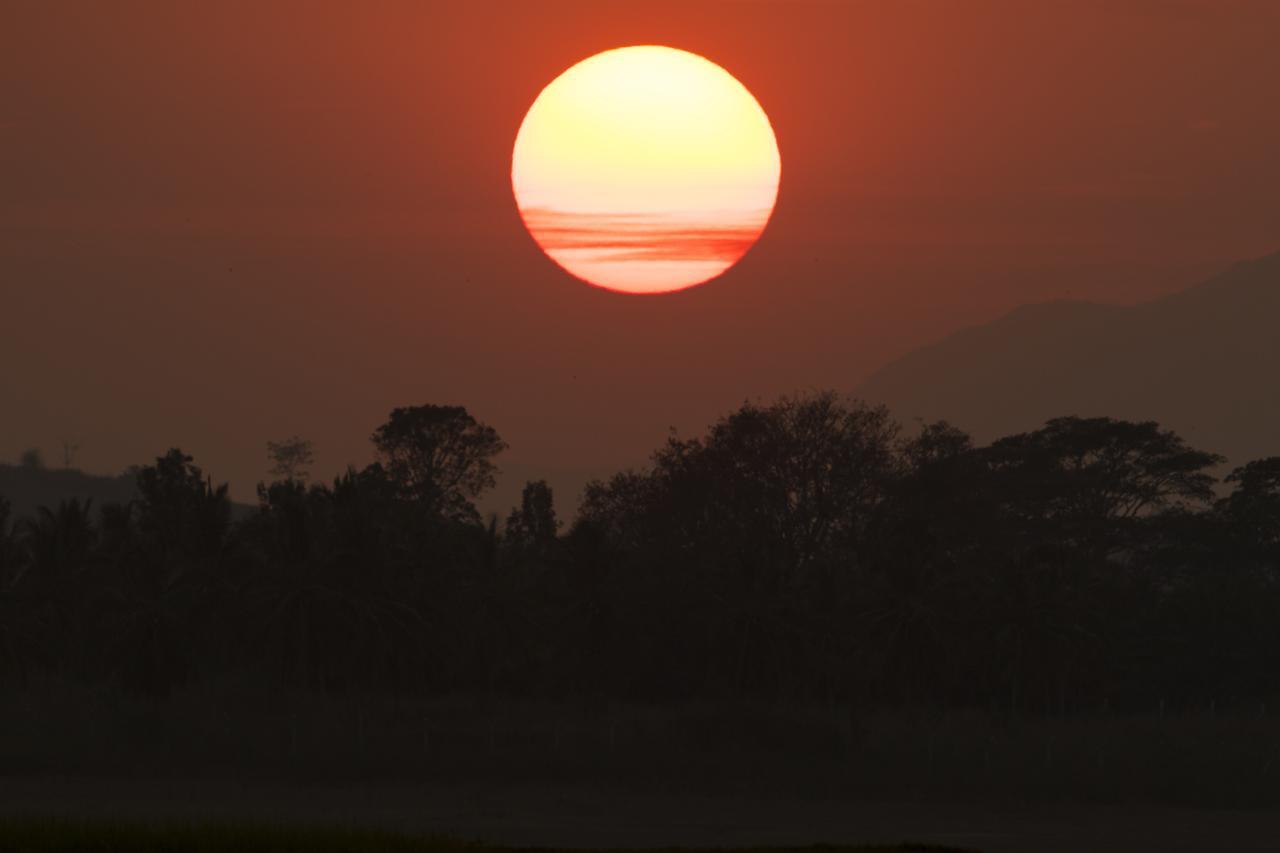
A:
[512,46,781,295]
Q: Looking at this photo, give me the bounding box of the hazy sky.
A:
[4,0,1280,511]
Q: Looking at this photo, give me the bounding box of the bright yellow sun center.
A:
[512,46,781,295]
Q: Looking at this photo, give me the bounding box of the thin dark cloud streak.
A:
[521,206,770,264]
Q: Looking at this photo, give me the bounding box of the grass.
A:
[0,819,972,853]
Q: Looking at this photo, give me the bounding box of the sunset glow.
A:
[512,46,781,294]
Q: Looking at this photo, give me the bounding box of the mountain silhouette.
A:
[0,463,256,524]
[858,249,1280,466]
[0,464,138,524]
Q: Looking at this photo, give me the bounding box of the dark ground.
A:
[5,687,1280,852]
[2,777,1279,853]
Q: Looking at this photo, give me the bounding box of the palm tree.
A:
[21,499,96,587]
[0,497,39,685]
[13,500,98,676]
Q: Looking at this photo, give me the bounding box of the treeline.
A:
[2,393,1278,714]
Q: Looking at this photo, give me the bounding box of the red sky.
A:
[4,0,1280,511]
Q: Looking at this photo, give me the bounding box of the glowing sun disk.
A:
[512,46,781,294]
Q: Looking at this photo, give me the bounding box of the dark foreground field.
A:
[5,689,1280,852]
[0,819,960,853]
[0,823,968,853]
[3,778,1280,853]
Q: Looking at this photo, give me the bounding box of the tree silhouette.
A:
[371,405,506,525]
[106,450,233,697]
[985,417,1224,558]
[505,479,559,557]
[21,499,96,590]
[0,496,40,684]
[134,449,229,557]
[1220,457,1280,552]
[240,470,428,692]
[0,497,20,580]
[3,397,1280,716]
[266,436,315,484]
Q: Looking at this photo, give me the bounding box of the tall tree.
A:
[1220,457,1280,547]
[985,417,1223,556]
[0,496,39,685]
[21,499,96,586]
[265,436,315,484]
[135,449,232,561]
[655,392,899,576]
[371,405,506,524]
[505,479,559,555]
[0,497,18,580]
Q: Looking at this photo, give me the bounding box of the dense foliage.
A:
[2,395,1277,714]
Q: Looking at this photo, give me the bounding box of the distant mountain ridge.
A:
[0,465,138,525]
[0,464,257,525]
[857,249,1280,466]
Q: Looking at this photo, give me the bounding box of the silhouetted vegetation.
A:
[0,462,138,527]
[3,395,1280,802]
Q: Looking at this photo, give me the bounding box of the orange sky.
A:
[4,0,1280,511]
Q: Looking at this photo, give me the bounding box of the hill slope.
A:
[858,249,1280,466]
[0,465,257,525]
[0,465,138,524]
